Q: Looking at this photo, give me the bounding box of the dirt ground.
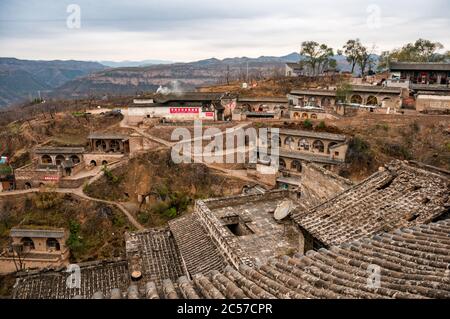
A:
[329,113,450,179]
[146,122,239,142]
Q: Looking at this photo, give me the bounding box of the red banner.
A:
[170,107,199,114]
[205,112,214,117]
[44,176,59,181]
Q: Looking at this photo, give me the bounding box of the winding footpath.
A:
[0,158,144,231]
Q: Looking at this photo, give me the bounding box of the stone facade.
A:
[289,108,337,120]
[15,147,87,189]
[13,133,139,189]
[390,62,450,85]
[15,164,63,189]
[232,97,289,121]
[297,162,354,207]
[34,147,84,167]
[0,228,69,274]
[288,85,403,110]
[416,94,450,113]
[269,128,349,177]
[87,133,130,154]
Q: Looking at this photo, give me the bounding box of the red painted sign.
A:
[44,176,59,181]
[170,107,199,114]
[205,112,214,117]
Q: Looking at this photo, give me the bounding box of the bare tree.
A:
[300,41,334,76]
[343,39,362,74]
[9,241,29,272]
[357,44,376,77]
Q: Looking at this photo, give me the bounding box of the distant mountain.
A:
[0,58,105,107]
[99,59,174,68]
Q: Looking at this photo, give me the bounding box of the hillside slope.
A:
[0,58,106,107]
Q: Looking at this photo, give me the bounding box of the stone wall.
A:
[129,134,144,154]
[416,95,450,113]
[194,200,253,268]
[290,110,337,120]
[300,163,353,208]
[83,153,125,167]
[334,104,359,117]
[15,165,62,189]
[204,190,289,210]
[0,257,69,274]
[70,162,85,176]
[14,163,88,189]
[58,177,90,189]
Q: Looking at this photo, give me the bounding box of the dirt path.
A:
[63,188,143,230]
[0,186,143,231]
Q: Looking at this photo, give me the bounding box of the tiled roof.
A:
[245,112,277,117]
[351,85,402,94]
[34,147,85,154]
[292,160,450,247]
[275,128,348,142]
[286,63,303,69]
[153,92,230,104]
[291,107,326,113]
[238,97,288,103]
[10,228,65,239]
[290,89,337,97]
[279,149,344,165]
[290,85,401,96]
[87,133,129,140]
[169,214,228,274]
[390,62,450,72]
[13,260,129,299]
[13,220,450,299]
[125,228,185,286]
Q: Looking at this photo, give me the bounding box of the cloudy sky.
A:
[0,0,449,62]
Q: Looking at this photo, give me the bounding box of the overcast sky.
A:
[0,0,449,62]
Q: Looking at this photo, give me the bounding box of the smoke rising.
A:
[156,80,186,96]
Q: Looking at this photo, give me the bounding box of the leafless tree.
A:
[9,241,29,272]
